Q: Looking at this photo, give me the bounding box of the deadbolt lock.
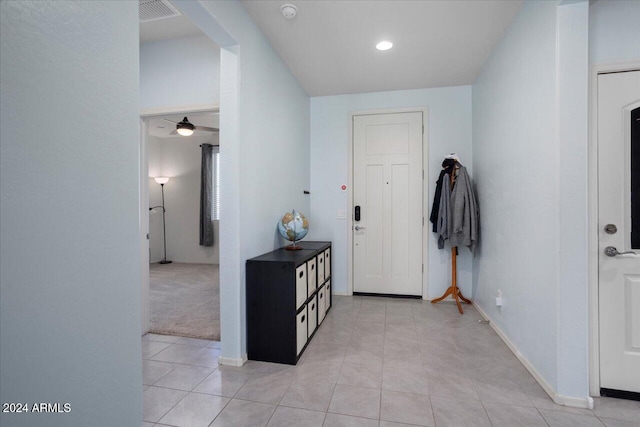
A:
[604,224,617,234]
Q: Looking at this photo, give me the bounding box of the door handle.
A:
[604,246,637,257]
[354,226,366,231]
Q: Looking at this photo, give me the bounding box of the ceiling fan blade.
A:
[162,118,178,124]
[194,126,219,132]
[169,130,178,135]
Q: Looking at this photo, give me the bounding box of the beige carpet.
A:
[149,263,220,340]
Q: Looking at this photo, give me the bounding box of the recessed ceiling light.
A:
[376,41,393,51]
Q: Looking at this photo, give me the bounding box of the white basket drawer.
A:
[295,264,307,310]
[318,285,326,324]
[324,248,331,278]
[296,306,308,356]
[307,296,317,338]
[307,258,317,298]
[317,255,325,284]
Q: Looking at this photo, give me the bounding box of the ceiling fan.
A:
[162,116,219,136]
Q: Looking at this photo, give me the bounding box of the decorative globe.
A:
[278,209,309,250]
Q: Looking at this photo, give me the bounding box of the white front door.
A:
[353,112,423,296]
[598,70,640,394]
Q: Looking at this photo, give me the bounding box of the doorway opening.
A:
[138,0,237,354]
[144,110,221,340]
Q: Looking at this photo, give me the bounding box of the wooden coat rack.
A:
[431,165,471,314]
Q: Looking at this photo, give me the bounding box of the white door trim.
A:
[588,61,640,396]
[140,118,149,335]
[347,107,429,298]
[139,105,219,335]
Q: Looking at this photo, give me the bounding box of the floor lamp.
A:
[153,177,172,264]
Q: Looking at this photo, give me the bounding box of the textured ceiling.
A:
[242,0,523,96]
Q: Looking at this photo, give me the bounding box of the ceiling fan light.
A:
[176,117,195,136]
[177,127,194,136]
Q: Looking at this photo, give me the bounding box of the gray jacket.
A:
[449,167,479,255]
[437,176,451,249]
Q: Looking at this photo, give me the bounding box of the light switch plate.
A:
[337,209,347,219]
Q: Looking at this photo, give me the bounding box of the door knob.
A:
[354,226,366,231]
[604,246,637,257]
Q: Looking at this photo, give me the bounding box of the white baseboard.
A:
[332,291,351,296]
[555,394,594,410]
[218,354,248,367]
[472,302,594,410]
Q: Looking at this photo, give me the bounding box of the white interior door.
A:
[598,70,640,394]
[353,112,423,296]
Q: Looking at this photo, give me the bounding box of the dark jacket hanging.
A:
[429,159,456,232]
[430,169,447,232]
[437,174,452,249]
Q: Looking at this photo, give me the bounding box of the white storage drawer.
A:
[318,285,326,324]
[307,258,317,298]
[296,307,308,356]
[307,296,318,338]
[324,248,331,279]
[295,264,307,309]
[318,254,325,284]
[325,280,331,311]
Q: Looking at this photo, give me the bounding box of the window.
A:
[212,146,220,220]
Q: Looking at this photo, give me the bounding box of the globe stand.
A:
[285,241,303,251]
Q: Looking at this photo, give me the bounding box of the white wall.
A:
[140,35,220,111]
[556,1,589,400]
[472,0,589,403]
[175,0,311,362]
[309,86,473,299]
[0,1,141,426]
[148,134,220,264]
[589,0,640,65]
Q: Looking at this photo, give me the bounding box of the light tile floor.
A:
[142,296,640,427]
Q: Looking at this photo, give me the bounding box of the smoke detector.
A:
[281,4,298,19]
